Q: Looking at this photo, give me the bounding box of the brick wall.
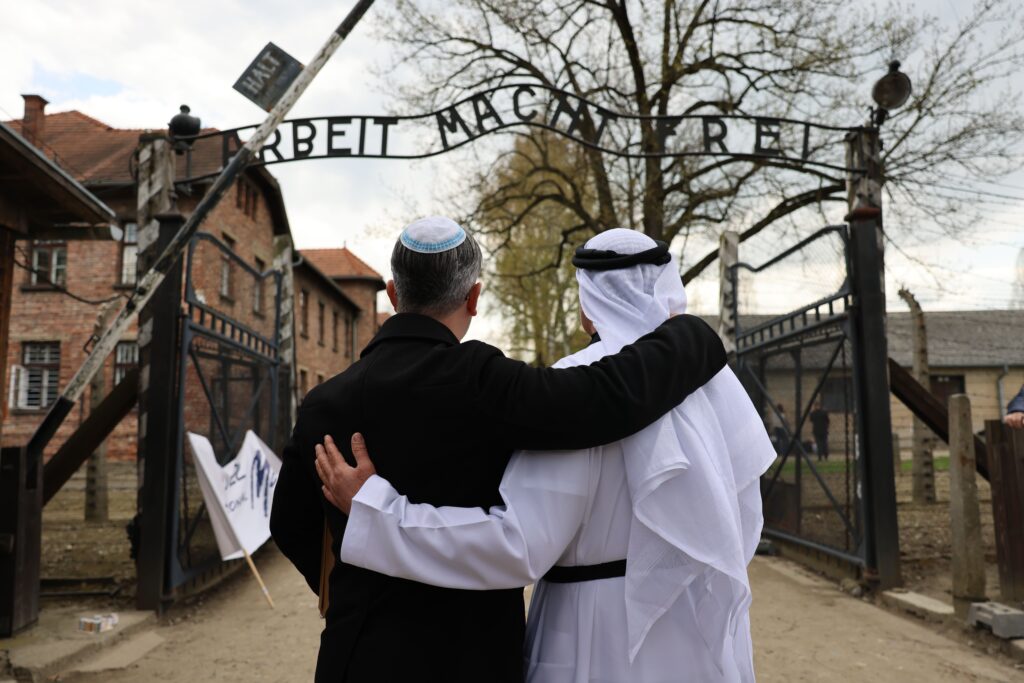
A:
[1,172,288,462]
[333,279,380,355]
[293,266,360,399]
[3,234,139,459]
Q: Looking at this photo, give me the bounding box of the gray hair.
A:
[390,229,482,315]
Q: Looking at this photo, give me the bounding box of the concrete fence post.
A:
[892,432,901,477]
[717,231,739,355]
[948,393,986,616]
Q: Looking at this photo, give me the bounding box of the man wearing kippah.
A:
[271,218,728,682]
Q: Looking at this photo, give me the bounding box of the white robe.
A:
[341,342,770,683]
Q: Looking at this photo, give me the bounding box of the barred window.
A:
[114,341,139,385]
[11,342,60,409]
[120,223,138,285]
[253,257,266,314]
[30,241,67,287]
[300,289,309,337]
[317,300,325,346]
[332,310,339,352]
[345,314,354,359]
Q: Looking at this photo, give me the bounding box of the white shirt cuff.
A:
[339,474,394,565]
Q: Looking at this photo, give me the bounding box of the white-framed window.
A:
[120,222,138,285]
[30,241,67,287]
[114,341,139,385]
[10,342,60,409]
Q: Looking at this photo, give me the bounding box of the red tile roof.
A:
[5,110,231,185]
[5,108,291,235]
[302,248,384,282]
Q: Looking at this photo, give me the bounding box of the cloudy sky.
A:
[1,0,1021,346]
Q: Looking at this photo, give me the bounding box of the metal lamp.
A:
[168,104,201,153]
[871,61,912,126]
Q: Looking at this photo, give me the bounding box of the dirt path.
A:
[61,550,1024,682]
[749,558,1023,683]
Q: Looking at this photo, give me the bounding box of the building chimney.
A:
[21,94,49,146]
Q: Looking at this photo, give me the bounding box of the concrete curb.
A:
[1,609,157,682]
[879,590,956,624]
[878,590,1024,667]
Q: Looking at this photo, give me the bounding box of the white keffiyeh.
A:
[577,229,775,677]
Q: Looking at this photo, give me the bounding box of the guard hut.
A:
[0,106,118,636]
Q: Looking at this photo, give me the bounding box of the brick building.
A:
[2,96,378,460]
[0,113,117,445]
[292,256,362,398]
[301,248,386,355]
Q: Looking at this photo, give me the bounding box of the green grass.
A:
[772,454,949,476]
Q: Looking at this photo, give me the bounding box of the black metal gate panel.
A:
[730,226,871,568]
[167,233,284,590]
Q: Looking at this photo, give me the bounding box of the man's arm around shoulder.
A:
[470,314,726,451]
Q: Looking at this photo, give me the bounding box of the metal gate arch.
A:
[167,232,285,591]
[730,222,900,584]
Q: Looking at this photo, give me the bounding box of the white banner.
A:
[188,430,282,561]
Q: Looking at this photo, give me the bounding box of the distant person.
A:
[1005,384,1024,429]
[768,403,788,454]
[809,399,830,461]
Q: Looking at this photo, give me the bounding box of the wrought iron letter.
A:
[260,128,285,163]
[326,117,353,157]
[512,86,538,122]
[292,120,317,158]
[221,129,243,168]
[374,117,398,156]
[435,106,474,150]
[656,116,683,152]
[755,118,783,157]
[471,94,504,134]
[593,108,618,144]
[549,94,587,136]
[702,116,728,153]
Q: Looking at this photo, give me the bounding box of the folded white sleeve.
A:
[340,448,592,590]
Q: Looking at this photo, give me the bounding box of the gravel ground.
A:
[54,550,1024,682]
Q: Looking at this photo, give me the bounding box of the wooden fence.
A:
[985,420,1024,603]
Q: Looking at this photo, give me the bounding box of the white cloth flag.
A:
[188,430,282,560]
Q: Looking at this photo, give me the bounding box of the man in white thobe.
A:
[319,229,776,682]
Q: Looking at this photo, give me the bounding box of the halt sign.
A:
[233,42,304,111]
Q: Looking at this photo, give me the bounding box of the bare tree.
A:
[375,0,1024,280]
[481,132,595,361]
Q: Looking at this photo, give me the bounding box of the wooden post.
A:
[948,394,986,616]
[717,231,739,355]
[272,235,297,437]
[986,419,1024,603]
[898,288,935,504]
[84,302,117,522]
[135,213,184,612]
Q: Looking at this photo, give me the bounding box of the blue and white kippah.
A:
[399,216,468,254]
